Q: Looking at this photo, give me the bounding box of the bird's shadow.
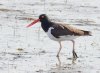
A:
[56,56,77,67]
[48,56,79,73]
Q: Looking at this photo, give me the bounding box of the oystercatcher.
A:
[27,14,91,59]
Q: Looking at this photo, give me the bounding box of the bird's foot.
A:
[73,51,78,60]
[72,51,78,64]
[56,54,59,57]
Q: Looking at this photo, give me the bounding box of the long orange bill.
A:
[26,19,40,27]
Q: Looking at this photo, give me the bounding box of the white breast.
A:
[46,27,58,41]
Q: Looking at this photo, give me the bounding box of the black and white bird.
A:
[27,14,91,59]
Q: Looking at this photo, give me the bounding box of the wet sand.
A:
[0,0,100,73]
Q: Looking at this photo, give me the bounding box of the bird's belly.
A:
[46,27,79,41]
[47,33,78,41]
[59,35,78,41]
[46,31,78,41]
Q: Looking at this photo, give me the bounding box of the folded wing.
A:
[51,22,91,38]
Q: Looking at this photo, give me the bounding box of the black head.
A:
[39,14,49,22]
[26,14,50,28]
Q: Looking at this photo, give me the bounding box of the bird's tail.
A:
[84,31,92,36]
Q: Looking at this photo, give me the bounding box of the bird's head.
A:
[27,14,49,27]
[39,14,49,22]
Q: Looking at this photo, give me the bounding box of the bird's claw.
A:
[56,54,59,57]
[73,50,78,59]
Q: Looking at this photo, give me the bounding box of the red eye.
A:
[42,16,44,18]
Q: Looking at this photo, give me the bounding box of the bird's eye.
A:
[41,16,44,18]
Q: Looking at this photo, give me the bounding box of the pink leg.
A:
[57,42,62,57]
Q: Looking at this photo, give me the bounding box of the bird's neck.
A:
[41,21,52,32]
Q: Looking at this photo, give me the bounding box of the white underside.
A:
[46,27,79,41]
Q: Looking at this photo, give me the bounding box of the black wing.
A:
[51,22,91,38]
